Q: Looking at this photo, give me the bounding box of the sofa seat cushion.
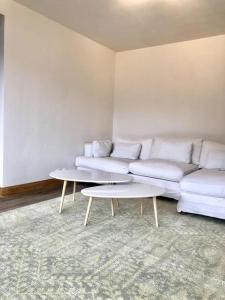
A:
[76,156,132,174]
[129,159,198,182]
[180,169,225,198]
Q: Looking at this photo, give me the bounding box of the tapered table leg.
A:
[111,199,115,217]
[59,180,67,214]
[140,199,143,215]
[73,182,76,202]
[115,199,119,207]
[153,196,158,227]
[84,197,93,226]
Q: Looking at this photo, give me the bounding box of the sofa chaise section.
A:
[180,169,225,198]
[178,141,225,219]
[178,170,225,219]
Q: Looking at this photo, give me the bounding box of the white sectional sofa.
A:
[75,137,225,220]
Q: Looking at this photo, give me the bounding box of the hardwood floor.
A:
[0,182,97,213]
[0,186,63,213]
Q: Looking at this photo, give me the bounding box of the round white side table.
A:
[82,182,165,227]
[50,168,132,213]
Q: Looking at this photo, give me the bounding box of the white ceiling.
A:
[14,0,225,51]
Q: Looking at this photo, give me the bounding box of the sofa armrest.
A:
[84,143,93,157]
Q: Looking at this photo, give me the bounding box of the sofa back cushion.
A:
[188,138,202,165]
[84,143,93,157]
[92,140,112,158]
[200,141,225,169]
[204,150,225,170]
[111,142,141,160]
[115,138,153,160]
[151,137,193,163]
[139,139,154,160]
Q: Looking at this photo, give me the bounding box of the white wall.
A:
[1,1,225,187]
[113,35,225,143]
[0,14,4,186]
[0,0,115,187]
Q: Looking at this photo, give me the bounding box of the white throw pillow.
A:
[140,139,154,160]
[92,140,112,157]
[151,137,192,163]
[111,142,141,160]
[204,150,225,170]
[199,141,225,168]
[115,138,153,160]
[84,143,93,157]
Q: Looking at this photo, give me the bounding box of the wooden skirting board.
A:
[0,179,63,197]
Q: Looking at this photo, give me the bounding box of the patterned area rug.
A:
[0,193,225,299]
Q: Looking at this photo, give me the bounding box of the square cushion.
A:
[129,159,198,182]
[151,137,193,163]
[139,139,154,160]
[111,142,141,160]
[200,141,225,168]
[204,150,225,170]
[180,169,225,198]
[92,140,112,157]
[115,138,153,160]
[84,143,93,157]
[76,156,132,174]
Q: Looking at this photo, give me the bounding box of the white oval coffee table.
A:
[50,169,132,213]
[81,183,165,227]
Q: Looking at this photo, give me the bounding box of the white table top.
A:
[81,182,165,198]
[49,168,132,184]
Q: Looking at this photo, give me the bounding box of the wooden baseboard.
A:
[0,179,62,197]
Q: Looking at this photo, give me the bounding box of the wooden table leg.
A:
[153,196,158,227]
[140,199,143,215]
[59,180,67,214]
[73,182,76,202]
[111,199,115,217]
[84,197,93,226]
